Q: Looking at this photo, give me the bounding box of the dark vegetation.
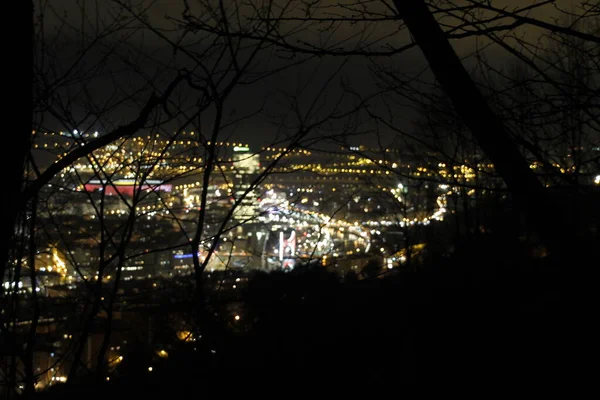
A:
[33,203,595,396]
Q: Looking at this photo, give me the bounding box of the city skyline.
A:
[3,0,599,395]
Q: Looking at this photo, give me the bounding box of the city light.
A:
[157,350,169,358]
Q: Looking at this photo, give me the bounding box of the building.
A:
[231,146,261,221]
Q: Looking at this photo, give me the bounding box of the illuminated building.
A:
[83,179,172,196]
[231,145,261,220]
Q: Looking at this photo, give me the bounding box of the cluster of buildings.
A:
[2,130,596,391]
[19,130,599,287]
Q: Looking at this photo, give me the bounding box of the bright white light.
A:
[595,175,600,184]
[279,231,284,261]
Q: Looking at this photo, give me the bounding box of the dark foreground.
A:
[30,234,595,396]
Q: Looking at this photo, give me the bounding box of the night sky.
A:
[37,0,572,139]
[35,0,592,150]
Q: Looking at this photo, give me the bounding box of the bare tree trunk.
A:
[2,7,33,395]
[67,187,110,381]
[22,195,39,397]
[2,0,33,285]
[393,0,568,255]
[95,207,137,380]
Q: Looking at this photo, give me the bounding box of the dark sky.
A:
[36,0,589,150]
